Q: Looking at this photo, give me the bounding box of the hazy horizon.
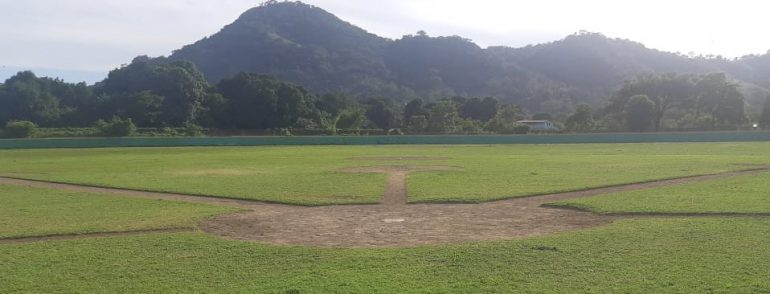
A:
[2,0,769,84]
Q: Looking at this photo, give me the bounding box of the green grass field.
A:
[1,143,768,204]
[550,172,770,214]
[3,142,770,292]
[3,218,770,293]
[0,184,234,238]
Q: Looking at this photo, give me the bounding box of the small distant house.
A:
[516,120,559,132]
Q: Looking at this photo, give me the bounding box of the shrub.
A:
[485,120,530,134]
[95,117,137,137]
[277,128,292,136]
[3,121,38,138]
[458,119,484,134]
[35,128,98,138]
[160,127,180,136]
[387,128,404,136]
[406,115,428,132]
[183,123,204,137]
[512,123,531,134]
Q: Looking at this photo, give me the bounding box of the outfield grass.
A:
[0,184,234,238]
[550,172,770,214]
[407,143,770,202]
[0,143,768,205]
[2,218,770,292]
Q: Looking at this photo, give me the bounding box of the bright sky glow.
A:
[1,0,768,83]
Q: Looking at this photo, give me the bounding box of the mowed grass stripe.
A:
[0,184,235,239]
[551,172,770,214]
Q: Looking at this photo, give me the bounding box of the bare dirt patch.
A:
[2,166,769,247]
[199,201,615,247]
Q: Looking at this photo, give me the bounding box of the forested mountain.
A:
[2,1,770,136]
[168,1,406,98]
[164,1,770,114]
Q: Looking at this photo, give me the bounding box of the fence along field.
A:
[2,142,770,292]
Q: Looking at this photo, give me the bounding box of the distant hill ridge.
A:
[163,1,770,113]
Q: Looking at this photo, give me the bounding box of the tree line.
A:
[0,57,533,136]
[1,57,768,138]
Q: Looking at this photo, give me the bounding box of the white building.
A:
[517,120,559,132]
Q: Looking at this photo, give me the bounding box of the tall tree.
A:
[485,104,524,133]
[625,95,656,132]
[761,95,770,129]
[403,98,429,121]
[364,97,398,130]
[101,57,210,126]
[217,73,315,129]
[111,91,165,127]
[316,93,350,117]
[532,113,554,121]
[460,97,499,122]
[609,73,695,131]
[694,73,746,128]
[427,100,461,133]
[336,106,367,130]
[565,104,594,132]
[0,71,66,126]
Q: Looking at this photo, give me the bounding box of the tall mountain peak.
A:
[163,2,770,111]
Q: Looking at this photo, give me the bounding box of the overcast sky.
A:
[1,0,769,84]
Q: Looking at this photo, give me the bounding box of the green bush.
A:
[458,119,485,134]
[512,123,531,134]
[484,120,530,134]
[406,115,428,132]
[161,127,180,136]
[95,117,137,137]
[183,123,204,137]
[387,128,404,136]
[3,121,38,138]
[35,128,98,138]
[277,128,292,136]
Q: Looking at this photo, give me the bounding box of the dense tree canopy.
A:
[460,97,499,122]
[216,73,315,129]
[485,104,525,134]
[364,97,399,130]
[694,73,746,127]
[565,104,594,132]
[605,73,749,131]
[761,96,770,129]
[609,74,695,131]
[0,71,66,126]
[625,95,656,132]
[78,1,752,120]
[0,56,760,137]
[101,57,209,126]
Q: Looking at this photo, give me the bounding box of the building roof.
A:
[517,120,552,124]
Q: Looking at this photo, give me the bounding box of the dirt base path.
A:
[0,177,279,208]
[339,166,462,205]
[0,228,194,245]
[1,166,768,247]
